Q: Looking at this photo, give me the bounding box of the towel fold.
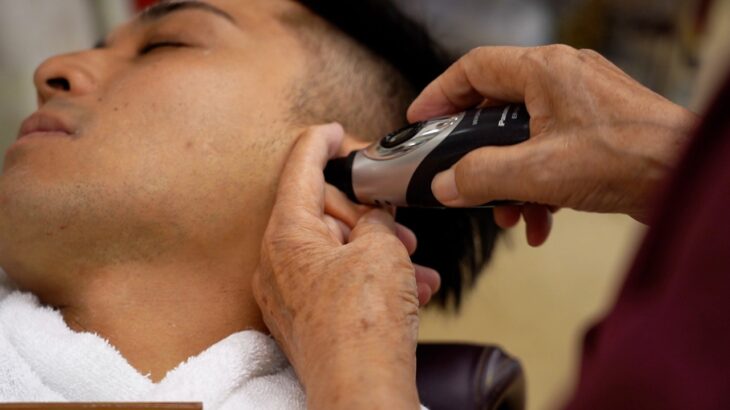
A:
[0,271,305,409]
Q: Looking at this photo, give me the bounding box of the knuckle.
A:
[466,46,488,60]
[519,47,542,70]
[463,46,493,76]
[577,48,602,60]
[576,48,614,73]
[459,49,480,79]
[545,43,577,54]
[540,44,577,58]
[525,44,577,67]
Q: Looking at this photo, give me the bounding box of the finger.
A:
[336,134,370,158]
[395,223,417,255]
[430,142,546,207]
[408,46,529,122]
[417,282,432,307]
[270,123,344,226]
[415,264,441,294]
[349,208,397,243]
[523,204,553,247]
[337,219,353,241]
[493,205,521,228]
[324,183,371,228]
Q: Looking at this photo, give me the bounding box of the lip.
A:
[17,112,75,140]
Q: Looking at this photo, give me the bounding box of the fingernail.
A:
[432,169,459,203]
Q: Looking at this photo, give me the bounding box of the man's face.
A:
[0,0,315,284]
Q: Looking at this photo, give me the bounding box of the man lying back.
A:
[0,0,498,407]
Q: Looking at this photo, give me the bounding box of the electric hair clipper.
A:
[324,104,530,207]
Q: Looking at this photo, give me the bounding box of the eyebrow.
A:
[95,1,236,49]
[139,0,236,25]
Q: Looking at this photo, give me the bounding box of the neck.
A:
[54,253,265,382]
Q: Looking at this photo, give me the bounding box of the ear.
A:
[337,132,372,157]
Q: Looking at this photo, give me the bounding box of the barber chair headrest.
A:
[416,343,525,410]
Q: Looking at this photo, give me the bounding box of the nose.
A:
[33,51,99,104]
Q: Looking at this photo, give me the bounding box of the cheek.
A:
[85,60,287,174]
[73,60,297,220]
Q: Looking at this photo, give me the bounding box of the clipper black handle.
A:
[323,154,358,203]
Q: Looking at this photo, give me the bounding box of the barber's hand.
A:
[409,45,698,228]
[253,124,435,410]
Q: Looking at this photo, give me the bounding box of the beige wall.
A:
[418,211,644,410]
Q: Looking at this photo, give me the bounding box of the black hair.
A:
[297,0,501,309]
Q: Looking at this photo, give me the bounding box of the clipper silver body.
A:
[325,104,530,208]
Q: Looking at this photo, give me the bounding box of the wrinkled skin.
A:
[253,124,438,409]
[411,45,698,231]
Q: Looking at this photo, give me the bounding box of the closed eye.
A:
[139,41,187,55]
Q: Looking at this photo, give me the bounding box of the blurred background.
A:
[1,1,729,409]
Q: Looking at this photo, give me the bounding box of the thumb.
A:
[431,142,547,206]
[348,208,397,243]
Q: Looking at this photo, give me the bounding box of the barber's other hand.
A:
[409,45,698,225]
[253,124,430,410]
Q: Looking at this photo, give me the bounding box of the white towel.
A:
[0,271,429,410]
[0,270,305,409]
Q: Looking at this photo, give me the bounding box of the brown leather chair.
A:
[416,343,525,410]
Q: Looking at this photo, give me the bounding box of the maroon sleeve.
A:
[564,73,730,410]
